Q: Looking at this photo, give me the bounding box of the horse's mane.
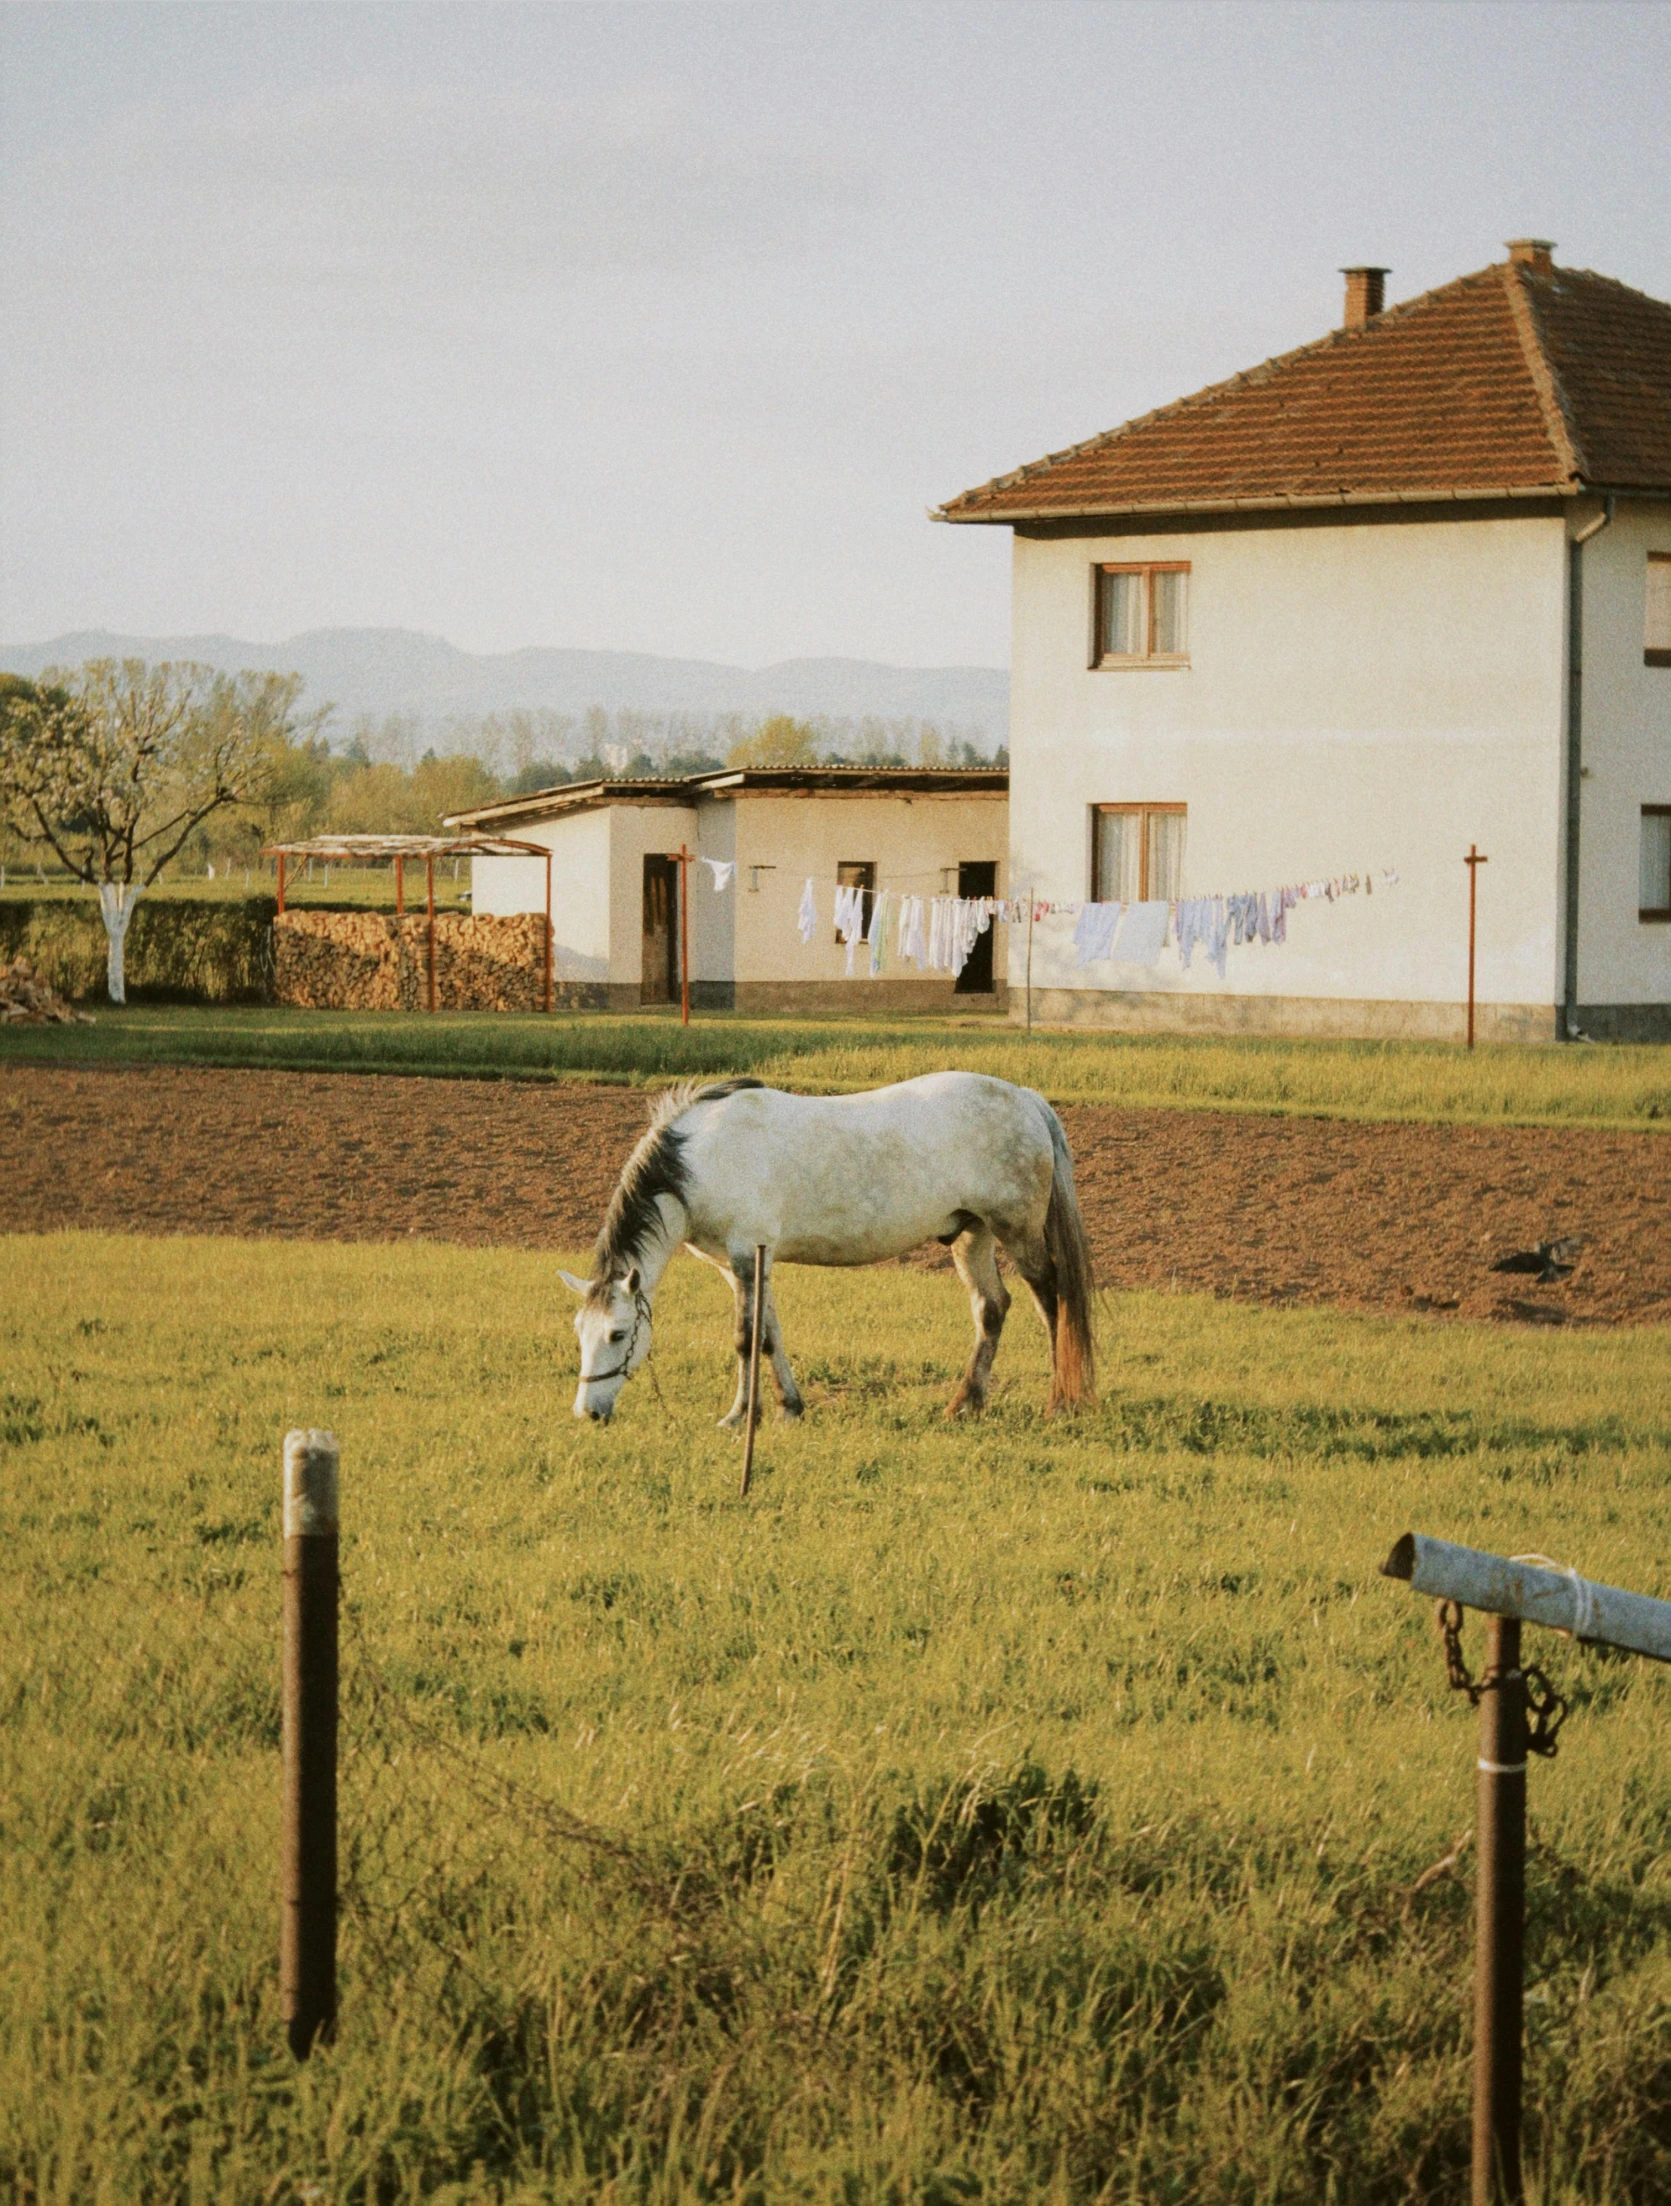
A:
[589,1078,765,1296]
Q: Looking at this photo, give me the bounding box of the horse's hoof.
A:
[945,1392,984,1420]
[778,1398,805,1422]
[717,1410,746,1430]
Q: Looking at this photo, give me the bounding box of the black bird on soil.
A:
[1491,1236,1586,1283]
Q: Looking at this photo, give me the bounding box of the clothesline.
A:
[692,855,1401,983]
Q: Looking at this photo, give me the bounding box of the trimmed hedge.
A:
[0,896,277,1004]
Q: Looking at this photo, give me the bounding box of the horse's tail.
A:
[1043,1105,1097,1408]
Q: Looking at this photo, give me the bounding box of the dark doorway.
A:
[955,860,997,993]
[641,855,679,1004]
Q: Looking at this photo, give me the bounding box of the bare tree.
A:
[0,659,314,1002]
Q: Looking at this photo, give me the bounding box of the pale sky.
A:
[4,0,1668,668]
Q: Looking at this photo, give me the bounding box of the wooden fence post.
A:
[282,1428,339,2059]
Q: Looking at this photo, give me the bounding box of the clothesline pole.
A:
[394,857,404,916]
[676,844,692,1027]
[1465,844,1489,1049]
[426,855,437,1013]
[1025,893,1035,1035]
[276,853,286,914]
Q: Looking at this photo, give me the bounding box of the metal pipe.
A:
[1563,498,1615,1040]
[1465,844,1488,1047]
[1381,1533,1671,1661]
[543,850,553,1013]
[739,1246,766,1498]
[281,1429,338,2060]
[1472,1614,1526,2206]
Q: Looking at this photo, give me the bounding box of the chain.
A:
[1436,1599,1480,1703]
[1433,1600,1567,1756]
[1522,1663,1568,1759]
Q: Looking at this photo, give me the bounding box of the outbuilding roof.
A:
[445,765,1007,830]
[934,248,1671,525]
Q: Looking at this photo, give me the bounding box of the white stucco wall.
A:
[1008,512,1571,1011]
[467,810,611,984]
[605,805,700,986]
[1577,502,1671,1007]
[467,802,698,988]
[727,792,1008,983]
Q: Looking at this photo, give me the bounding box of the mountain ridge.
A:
[1,627,1009,744]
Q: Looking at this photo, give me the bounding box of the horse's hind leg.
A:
[998,1227,1066,1412]
[946,1223,1010,1417]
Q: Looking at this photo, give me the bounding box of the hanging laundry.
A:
[834,884,869,975]
[698,858,735,892]
[1113,900,1170,968]
[866,888,889,976]
[1072,901,1122,965]
[898,895,928,970]
[797,877,817,945]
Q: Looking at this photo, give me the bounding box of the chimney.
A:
[1341,266,1389,328]
[1507,238,1556,272]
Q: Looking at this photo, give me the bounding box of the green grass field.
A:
[4,1002,1670,1130]
[3,1234,1668,2201]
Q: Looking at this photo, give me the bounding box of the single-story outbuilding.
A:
[447,766,1010,1011]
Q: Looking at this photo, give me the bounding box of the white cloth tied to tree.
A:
[698,859,735,892]
[97,882,144,1004]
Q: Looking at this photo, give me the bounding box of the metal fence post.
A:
[282,1428,339,2059]
[1472,1613,1527,2206]
[739,1246,766,1499]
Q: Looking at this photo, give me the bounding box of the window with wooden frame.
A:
[1647,555,1671,667]
[1093,562,1190,667]
[834,859,875,943]
[1642,806,1671,921]
[1092,804,1186,902]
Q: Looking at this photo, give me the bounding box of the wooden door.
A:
[641,855,678,1003]
[955,861,997,993]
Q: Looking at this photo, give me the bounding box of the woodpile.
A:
[274,911,548,1011]
[1,956,95,1024]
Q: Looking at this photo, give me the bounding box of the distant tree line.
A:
[1,664,1005,886]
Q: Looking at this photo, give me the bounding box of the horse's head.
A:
[560,1267,650,1423]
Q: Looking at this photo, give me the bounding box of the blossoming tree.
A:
[0,659,310,1001]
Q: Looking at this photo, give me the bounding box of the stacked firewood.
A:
[274,911,548,1012]
[0,956,95,1023]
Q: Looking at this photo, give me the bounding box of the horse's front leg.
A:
[720,1247,799,1427]
[762,1283,804,1419]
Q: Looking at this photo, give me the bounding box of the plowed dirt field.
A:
[3,1063,1666,1327]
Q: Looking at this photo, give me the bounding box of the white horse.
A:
[559,1072,1095,1426]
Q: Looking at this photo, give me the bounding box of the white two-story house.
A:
[936,242,1670,1041]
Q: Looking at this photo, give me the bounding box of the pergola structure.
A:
[261,833,554,1012]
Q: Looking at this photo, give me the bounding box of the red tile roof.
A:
[935,256,1671,524]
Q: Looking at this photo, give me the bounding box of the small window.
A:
[1647,555,1671,667]
[1094,563,1190,667]
[1642,807,1671,921]
[1092,804,1186,901]
[835,859,875,943]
